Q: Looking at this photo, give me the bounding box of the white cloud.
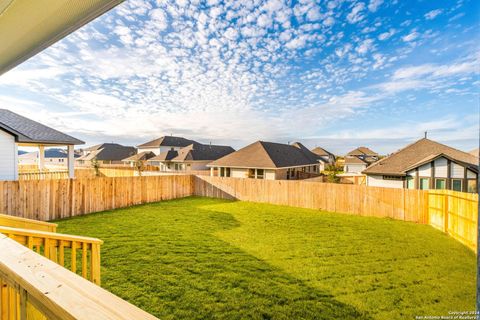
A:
[402,30,419,42]
[323,16,335,27]
[424,9,443,20]
[368,0,383,12]
[356,39,375,55]
[378,28,395,40]
[347,2,366,24]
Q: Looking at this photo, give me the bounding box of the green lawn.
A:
[56,197,475,320]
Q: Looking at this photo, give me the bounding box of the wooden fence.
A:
[194,176,478,251]
[0,175,193,221]
[0,175,477,250]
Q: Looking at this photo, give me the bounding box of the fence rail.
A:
[18,171,69,181]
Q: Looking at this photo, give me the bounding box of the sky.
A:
[0,0,478,155]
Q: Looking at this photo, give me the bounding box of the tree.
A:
[91,158,100,177]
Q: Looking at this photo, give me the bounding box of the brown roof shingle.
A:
[208,141,320,169]
[363,138,478,176]
[311,147,334,157]
[346,146,378,157]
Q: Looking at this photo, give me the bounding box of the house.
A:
[137,136,196,155]
[311,147,336,170]
[343,146,379,174]
[207,141,321,180]
[362,138,478,193]
[18,148,81,166]
[76,143,136,165]
[147,142,235,171]
[122,151,156,167]
[0,109,84,180]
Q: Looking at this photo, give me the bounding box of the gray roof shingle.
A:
[0,109,84,145]
[137,136,195,148]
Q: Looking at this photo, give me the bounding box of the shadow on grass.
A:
[56,198,371,320]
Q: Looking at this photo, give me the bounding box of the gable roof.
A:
[363,138,479,176]
[122,151,156,162]
[469,148,479,158]
[77,143,136,161]
[208,141,320,169]
[172,143,235,162]
[0,109,84,145]
[344,157,368,165]
[147,150,179,162]
[311,147,335,157]
[137,136,196,148]
[346,146,378,157]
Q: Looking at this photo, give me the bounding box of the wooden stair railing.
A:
[0,214,57,232]
[0,234,158,320]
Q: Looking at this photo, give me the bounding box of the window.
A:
[435,179,446,190]
[383,175,402,180]
[226,168,231,177]
[256,169,264,179]
[467,179,477,193]
[419,178,429,190]
[406,177,414,189]
[248,169,255,178]
[220,167,225,177]
[452,179,462,192]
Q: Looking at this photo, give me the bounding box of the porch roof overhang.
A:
[0,0,124,75]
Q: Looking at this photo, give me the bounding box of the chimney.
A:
[424,131,427,139]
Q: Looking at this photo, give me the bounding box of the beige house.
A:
[147,142,234,172]
[76,143,136,165]
[363,138,478,193]
[122,151,156,167]
[343,146,378,174]
[208,141,321,180]
[311,147,336,171]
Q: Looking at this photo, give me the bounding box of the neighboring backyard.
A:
[56,197,475,320]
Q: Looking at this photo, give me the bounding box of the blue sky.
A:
[0,0,478,154]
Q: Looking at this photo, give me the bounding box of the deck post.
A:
[68,145,75,179]
[38,145,45,171]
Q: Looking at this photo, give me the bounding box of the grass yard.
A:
[56,197,475,320]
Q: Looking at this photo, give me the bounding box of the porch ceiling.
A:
[0,0,124,75]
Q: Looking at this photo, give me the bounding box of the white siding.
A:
[265,170,276,180]
[344,164,366,174]
[138,147,160,155]
[467,169,477,179]
[231,168,248,178]
[418,163,431,177]
[450,163,464,178]
[434,157,448,178]
[366,175,403,189]
[0,130,16,180]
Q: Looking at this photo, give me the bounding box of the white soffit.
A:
[0,0,124,75]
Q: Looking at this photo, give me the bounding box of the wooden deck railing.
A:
[0,226,102,285]
[0,234,158,320]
